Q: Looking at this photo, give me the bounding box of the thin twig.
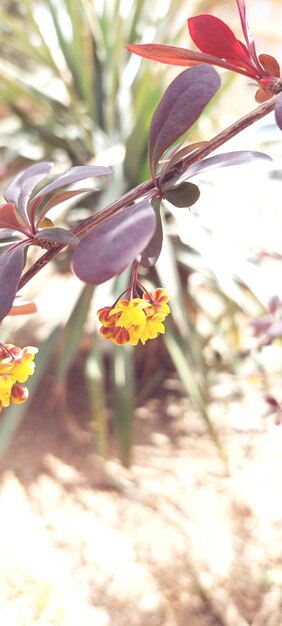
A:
[18,96,276,291]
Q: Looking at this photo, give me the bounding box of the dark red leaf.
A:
[236,0,261,68]
[188,14,254,70]
[0,202,28,234]
[126,43,258,79]
[148,66,221,178]
[127,43,227,67]
[0,244,25,319]
[72,199,156,284]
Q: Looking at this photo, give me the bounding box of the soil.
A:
[0,381,282,626]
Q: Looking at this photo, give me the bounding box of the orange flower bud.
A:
[11,383,29,405]
[112,327,130,345]
[97,306,119,328]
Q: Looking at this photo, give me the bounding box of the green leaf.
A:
[112,343,134,468]
[164,322,228,470]
[85,334,108,459]
[110,267,135,467]
[56,284,95,380]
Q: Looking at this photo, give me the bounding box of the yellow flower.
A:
[143,288,170,317]
[110,299,149,328]
[6,345,37,383]
[98,288,170,346]
[138,314,166,344]
[0,343,38,412]
[0,374,15,409]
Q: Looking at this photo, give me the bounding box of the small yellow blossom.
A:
[0,344,38,412]
[110,298,149,328]
[97,288,170,346]
[143,288,170,317]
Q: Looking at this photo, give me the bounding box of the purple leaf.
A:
[275,93,282,132]
[148,66,221,178]
[33,188,97,226]
[4,162,53,226]
[179,150,272,181]
[0,244,26,319]
[0,242,21,249]
[72,199,156,284]
[32,165,112,199]
[0,230,25,241]
[34,228,79,246]
[140,199,163,268]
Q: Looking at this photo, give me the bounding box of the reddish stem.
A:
[18,95,276,292]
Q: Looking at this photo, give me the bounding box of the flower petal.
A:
[7,299,37,316]
[112,327,130,345]
[11,383,29,405]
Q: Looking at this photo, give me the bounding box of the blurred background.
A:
[1,1,282,624]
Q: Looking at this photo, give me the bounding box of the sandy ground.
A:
[0,391,282,626]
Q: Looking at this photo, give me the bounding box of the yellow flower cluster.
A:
[0,344,38,412]
[98,288,170,346]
